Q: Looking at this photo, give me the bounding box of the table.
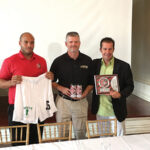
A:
[1,134,150,150]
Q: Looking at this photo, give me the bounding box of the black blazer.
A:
[91,58,134,122]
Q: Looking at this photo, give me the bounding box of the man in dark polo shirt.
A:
[50,32,93,139]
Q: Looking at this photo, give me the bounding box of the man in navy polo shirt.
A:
[50,32,93,139]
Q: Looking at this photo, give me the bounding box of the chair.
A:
[0,124,29,146]
[86,119,117,138]
[37,121,72,143]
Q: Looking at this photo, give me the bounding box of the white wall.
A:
[0,0,132,69]
[131,0,150,102]
[0,0,132,96]
[133,81,150,102]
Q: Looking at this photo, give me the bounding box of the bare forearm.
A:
[0,79,12,89]
[52,82,63,91]
[52,82,70,96]
[0,75,22,89]
[82,85,93,98]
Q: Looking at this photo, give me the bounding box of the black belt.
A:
[59,93,78,101]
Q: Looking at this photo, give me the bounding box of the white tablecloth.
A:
[1,134,150,150]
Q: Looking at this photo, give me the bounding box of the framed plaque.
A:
[94,74,119,95]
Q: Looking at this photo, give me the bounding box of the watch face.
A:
[99,77,109,88]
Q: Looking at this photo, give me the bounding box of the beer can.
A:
[70,84,77,98]
[77,85,82,98]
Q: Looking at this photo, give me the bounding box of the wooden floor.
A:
[0,94,150,125]
[127,94,150,117]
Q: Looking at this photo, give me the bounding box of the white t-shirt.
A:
[13,73,57,124]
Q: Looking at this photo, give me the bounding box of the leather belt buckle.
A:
[59,93,78,101]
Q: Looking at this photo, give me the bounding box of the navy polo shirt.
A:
[50,52,93,92]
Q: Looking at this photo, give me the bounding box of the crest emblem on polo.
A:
[37,63,41,68]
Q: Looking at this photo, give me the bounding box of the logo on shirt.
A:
[24,106,32,116]
[37,63,41,69]
[80,65,88,69]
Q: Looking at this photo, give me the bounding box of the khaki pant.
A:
[56,95,88,139]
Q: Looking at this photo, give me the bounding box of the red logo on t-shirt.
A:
[37,63,41,69]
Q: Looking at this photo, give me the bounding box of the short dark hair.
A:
[19,32,34,41]
[100,37,115,49]
[66,32,80,41]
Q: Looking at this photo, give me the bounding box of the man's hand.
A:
[45,72,54,81]
[72,93,86,100]
[73,85,93,100]
[110,90,121,99]
[10,75,22,86]
[52,82,71,96]
[59,86,71,97]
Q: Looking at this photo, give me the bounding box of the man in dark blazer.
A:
[92,37,134,136]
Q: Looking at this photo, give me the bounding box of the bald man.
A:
[0,32,53,145]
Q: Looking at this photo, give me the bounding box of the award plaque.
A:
[94,74,119,95]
